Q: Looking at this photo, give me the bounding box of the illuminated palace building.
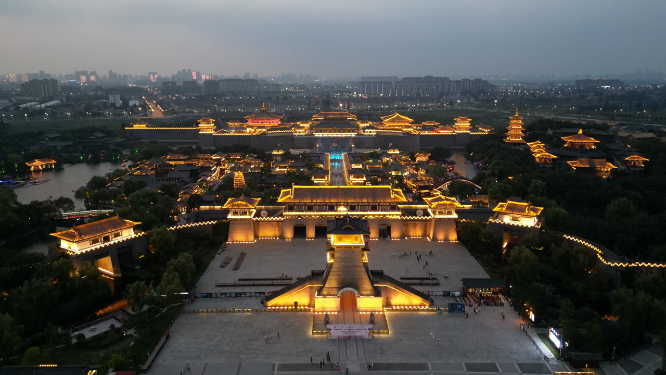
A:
[125,107,493,150]
[209,185,460,243]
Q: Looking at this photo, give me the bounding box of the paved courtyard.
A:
[195,238,489,297]
[146,238,557,374]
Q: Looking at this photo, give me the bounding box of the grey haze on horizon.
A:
[1,0,665,79]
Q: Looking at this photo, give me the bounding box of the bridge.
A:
[436,177,482,191]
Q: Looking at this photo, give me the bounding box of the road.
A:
[147,101,164,117]
[329,154,347,186]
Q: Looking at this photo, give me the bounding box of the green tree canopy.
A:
[0,314,23,360]
[124,281,151,313]
[429,146,452,161]
[165,253,196,289]
[488,182,514,203]
[21,346,41,366]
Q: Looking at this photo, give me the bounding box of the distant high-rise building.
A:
[149,72,158,82]
[109,94,122,106]
[575,79,624,90]
[7,74,18,82]
[361,76,399,84]
[21,73,29,82]
[21,79,59,98]
[358,81,394,96]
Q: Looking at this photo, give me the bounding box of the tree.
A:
[429,146,452,161]
[187,194,203,210]
[605,197,639,222]
[165,253,196,289]
[159,183,182,198]
[21,346,41,365]
[53,197,75,212]
[509,247,538,286]
[108,354,130,371]
[0,314,23,360]
[542,207,569,231]
[11,278,60,330]
[123,179,147,196]
[124,281,151,313]
[488,182,513,203]
[428,164,448,179]
[74,333,86,345]
[527,179,547,197]
[156,271,184,306]
[447,181,475,200]
[149,226,175,259]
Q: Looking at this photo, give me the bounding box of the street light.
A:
[25,113,27,121]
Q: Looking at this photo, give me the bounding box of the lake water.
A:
[14,161,129,210]
[450,150,477,179]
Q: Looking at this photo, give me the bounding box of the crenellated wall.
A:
[126,128,486,151]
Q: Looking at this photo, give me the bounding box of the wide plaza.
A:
[148,238,558,374]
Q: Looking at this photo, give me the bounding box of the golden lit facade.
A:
[625,155,649,167]
[490,200,543,228]
[233,172,246,189]
[26,158,57,171]
[51,216,141,254]
[504,109,526,144]
[567,158,616,178]
[263,216,432,312]
[244,103,282,127]
[197,117,216,133]
[562,129,599,149]
[379,113,414,130]
[453,116,472,132]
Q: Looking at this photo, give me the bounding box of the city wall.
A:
[126,128,200,144]
[127,129,485,151]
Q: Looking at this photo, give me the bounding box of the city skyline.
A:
[2,0,665,79]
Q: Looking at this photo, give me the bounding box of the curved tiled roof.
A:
[493,200,543,216]
[562,129,599,143]
[51,216,140,242]
[245,103,282,121]
[278,186,407,203]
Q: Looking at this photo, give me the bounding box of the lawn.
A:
[39,333,133,373]
[6,117,176,134]
[537,333,561,359]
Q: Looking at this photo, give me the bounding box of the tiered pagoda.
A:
[197,118,216,133]
[504,109,526,144]
[453,116,472,132]
[244,103,282,128]
[562,129,599,149]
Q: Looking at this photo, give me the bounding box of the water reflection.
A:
[14,161,129,210]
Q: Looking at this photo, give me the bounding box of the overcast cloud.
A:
[1,0,664,78]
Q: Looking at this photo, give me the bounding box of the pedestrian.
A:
[346,365,349,374]
[311,357,313,363]
[405,267,408,273]
[437,338,440,346]
[277,331,280,338]
[426,261,428,266]
[320,361,322,368]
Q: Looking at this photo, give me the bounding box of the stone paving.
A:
[148,238,664,375]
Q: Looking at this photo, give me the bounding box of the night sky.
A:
[2,0,665,78]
